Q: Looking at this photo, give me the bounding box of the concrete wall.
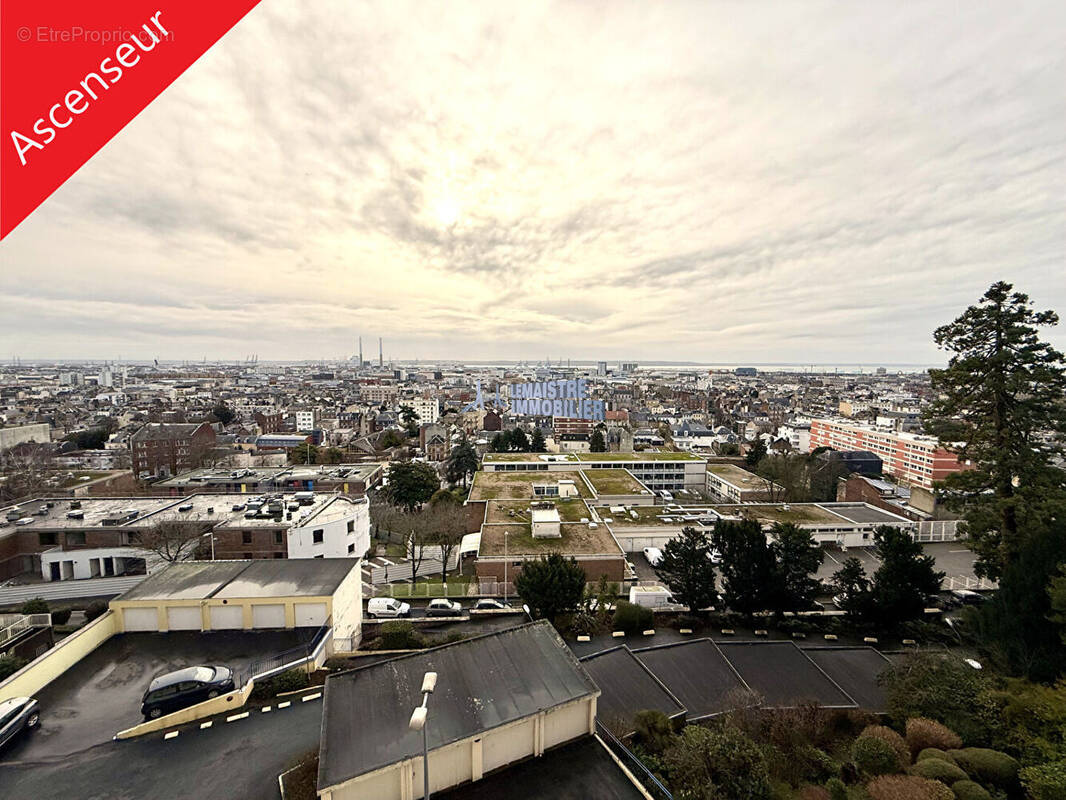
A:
[112,593,339,633]
[114,679,255,739]
[0,611,118,702]
[0,423,51,450]
[321,696,596,800]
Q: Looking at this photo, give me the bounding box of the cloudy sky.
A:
[2,0,1064,364]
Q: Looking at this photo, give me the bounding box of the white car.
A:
[366,597,411,618]
[643,547,664,567]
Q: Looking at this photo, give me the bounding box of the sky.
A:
[1,0,1064,364]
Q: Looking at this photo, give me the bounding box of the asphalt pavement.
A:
[0,688,323,800]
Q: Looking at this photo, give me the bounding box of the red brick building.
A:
[130,422,216,479]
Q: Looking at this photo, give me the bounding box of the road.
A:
[0,691,323,800]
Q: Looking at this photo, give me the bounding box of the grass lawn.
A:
[468,470,592,500]
[584,468,646,495]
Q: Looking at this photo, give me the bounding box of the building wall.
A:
[475,554,625,584]
[112,593,340,634]
[0,423,51,450]
[288,498,370,559]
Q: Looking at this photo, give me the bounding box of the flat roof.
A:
[633,640,751,718]
[318,621,598,790]
[0,497,181,529]
[574,451,704,462]
[583,469,647,496]
[155,464,382,488]
[468,471,593,501]
[802,647,892,711]
[479,521,622,557]
[115,559,358,602]
[706,463,768,491]
[484,499,590,525]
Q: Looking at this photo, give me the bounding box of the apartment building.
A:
[809,419,971,488]
[130,422,216,479]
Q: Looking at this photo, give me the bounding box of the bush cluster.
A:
[51,608,72,626]
[611,601,653,634]
[250,668,310,701]
[84,600,108,621]
[948,780,991,800]
[907,758,967,784]
[377,621,423,650]
[945,749,1019,790]
[906,719,962,758]
[859,726,910,772]
[853,735,904,777]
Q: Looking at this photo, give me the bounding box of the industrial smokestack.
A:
[379,337,383,368]
[359,336,363,367]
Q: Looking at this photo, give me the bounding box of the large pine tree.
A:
[925,282,1066,580]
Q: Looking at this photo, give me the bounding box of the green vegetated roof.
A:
[468,470,592,501]
[479,521,620,556]
[583,469,646,495]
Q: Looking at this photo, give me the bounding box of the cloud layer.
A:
[2,0,1064,363]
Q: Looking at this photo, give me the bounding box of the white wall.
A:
[288,498,370,560]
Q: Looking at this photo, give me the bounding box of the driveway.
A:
[0,689,323,800]
[0,629,312,761]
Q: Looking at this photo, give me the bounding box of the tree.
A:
[974,520,1066,681]
[829,557,873,621]
[211,403,236,426]
[925,282,1066,580]
[1051,564,1066,646]
[590,429,607,452]
[755,453,811,502]
[444,437,479,487]
[745,437,768,468]
[385,462,440,512]
[289,442,318,465]
[768,523,824,611]
[427,504,468,581]
[664,723,773,800]
[869,526,944,628]
[655,526,718,612]
[510,427,530,452]
[711,519,777,615]
[514,552,587,622]
[380,429,406,449]
[490,431,509,452]
[132,519,211,562]
[321,447,344,464]
[530,428,547,453]
[399,405,419,438]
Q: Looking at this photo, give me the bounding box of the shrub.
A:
[664,723,773,800]
[854,735,905,776]
[51,608,72,625]
[1019,761,1066,800]
[906,719,963,758]
[378,621,422,650]
[798,785,831,800]
[908,759,968,784]
[827,777,849,800]
[917,749,951,763]
[84,600,108,621]
[250,668,310,701]
[612,601,653,634]
[860,726,910,771]
[632,710,675,754]
[569,610,599,637]
[945,749,1019,789]
[948,781,991,800]
[0,655,28,680]
[867,775,954,800]
[20,597,49,615]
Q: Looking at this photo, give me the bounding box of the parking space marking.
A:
[226,712,250,722]
[164,731,179,740]
[823,550,841,565]
[261,706,271,713]
[200,721,213,729]
[277,701,291,709]
[302,692,322,702]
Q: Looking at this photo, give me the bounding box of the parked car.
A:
[0,697,40,750]
[643,546,664,567]
[948,588,988,607]
[141,666,235,720]
[366,597,411,618]
[425,599,463,617]
[473,599,512,611]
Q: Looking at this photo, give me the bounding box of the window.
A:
[38,532,57,546]
[347,520,354,533]
[242,531,252,545]
[314,554,324,559]
[243,552,253,559]
[275,531,284,545]
[347,543,355,554]
[66,531,86,546]
[312,529,324,544]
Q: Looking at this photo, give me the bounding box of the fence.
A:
[915,520,962,542]
[0,613,51,647]
[369,550,460,584]
[596,722,672,800]
[385,582,472,599]
[246,619,332,682]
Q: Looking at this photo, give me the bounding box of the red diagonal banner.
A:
[1,1,262,239]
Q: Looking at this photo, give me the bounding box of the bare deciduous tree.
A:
[131,519,212,563]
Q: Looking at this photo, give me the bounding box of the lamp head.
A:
[409,705,427,731]
[421,671,437,694]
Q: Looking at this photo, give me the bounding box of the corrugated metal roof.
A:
[318,621,599,790]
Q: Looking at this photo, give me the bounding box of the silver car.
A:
[0,696,40,750]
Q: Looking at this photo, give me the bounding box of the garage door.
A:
[123,607,159,632]
[166,606,203,631]
[252,604,286,629]
[209,604,244,630]
[294,602,328,627]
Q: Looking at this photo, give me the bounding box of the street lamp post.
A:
[409,671,437,800]
[503,531,509,604]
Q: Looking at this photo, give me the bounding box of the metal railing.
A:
[596,721,672,800]
[0,613,52,646]
[247,619,332,682]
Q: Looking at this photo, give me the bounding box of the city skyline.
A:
[2,0,1064,362]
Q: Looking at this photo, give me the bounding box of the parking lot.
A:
[0,629,312,761]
